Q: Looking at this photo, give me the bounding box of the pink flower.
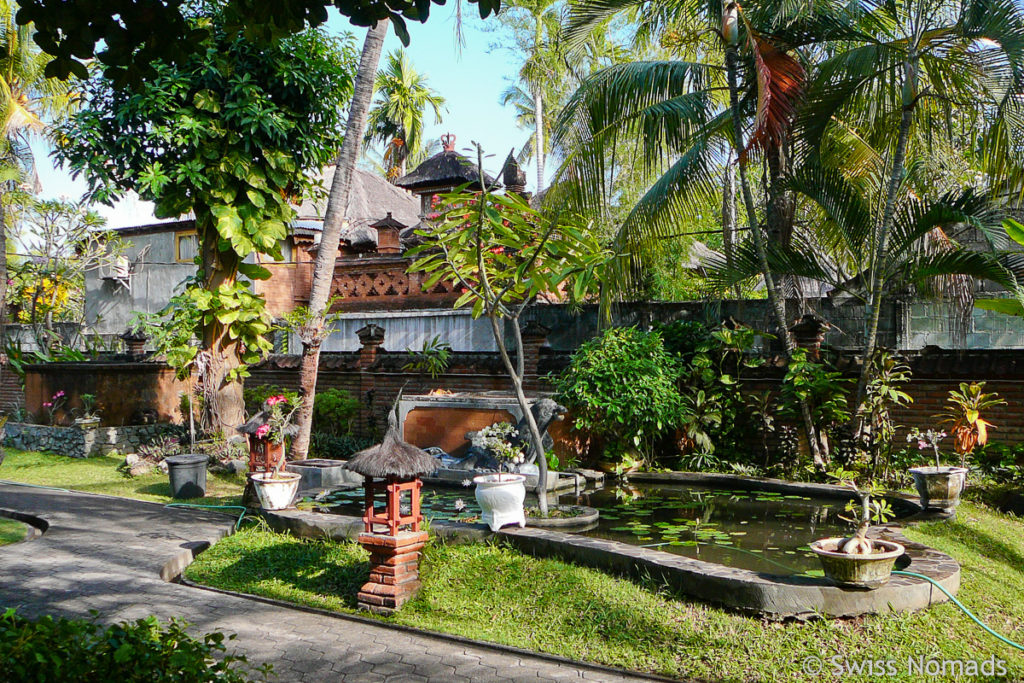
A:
[917,440,928,450]
[256,424,270,439]
[54,391,65,399]
[42,402,52,409]
[266,395,287,407]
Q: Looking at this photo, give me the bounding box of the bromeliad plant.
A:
[938,382,1006,469]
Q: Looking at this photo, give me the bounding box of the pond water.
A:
[298,482,855,576]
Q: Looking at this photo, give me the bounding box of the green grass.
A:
[186,503,1024,682]
[0,449,245,505]
[0,517,27,545]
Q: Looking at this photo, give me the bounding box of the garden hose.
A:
[164,503,249,531]
[892,570,1024,652]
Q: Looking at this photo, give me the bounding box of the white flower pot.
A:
[250,472,301,511]
[474,473,526,532]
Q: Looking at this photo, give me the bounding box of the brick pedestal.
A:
[357,530,428,615]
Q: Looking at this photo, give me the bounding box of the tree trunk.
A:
[725,45,824,467]
[856,55,918,411]
[534,88,545,193]
[721,158,739,299]
[765,142,795,297]
[291,20,389,460]
[0,187,7,351]
[199,218,245,436]
[490,315,548,515]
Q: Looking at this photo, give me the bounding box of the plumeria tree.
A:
[407,145,609,514]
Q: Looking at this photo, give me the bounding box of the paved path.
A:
[0,483,659,682]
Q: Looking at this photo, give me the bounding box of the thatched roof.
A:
[395,150,497,192]
[295,167,420,228]
[344,397,439,478]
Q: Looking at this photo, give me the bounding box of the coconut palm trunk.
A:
[291,20,389,459]
[725,45,824,467]
[856,54,918,411]
[534,87,545,192]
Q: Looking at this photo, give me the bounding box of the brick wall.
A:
[0,365,22,413]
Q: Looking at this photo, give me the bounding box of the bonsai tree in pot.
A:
[238,395,303,510]
[472,422,529,531]
[809,470,904,589]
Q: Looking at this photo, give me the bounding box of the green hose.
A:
[164,503,249,531]
[892,570,1024,652]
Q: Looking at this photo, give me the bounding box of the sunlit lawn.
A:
[0,448,245,505]
[186,502,1024,682]
[0,517,27,545]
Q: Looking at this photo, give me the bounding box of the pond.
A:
[298,482,856,576]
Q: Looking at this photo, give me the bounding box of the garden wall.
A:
[3,422,184,458]
[246,327,1024,456]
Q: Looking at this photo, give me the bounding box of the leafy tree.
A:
[407,145,609,514]
[0,1,75,341]
[17,0,501,82]
[56,10,357,434]
[364,49,446,180]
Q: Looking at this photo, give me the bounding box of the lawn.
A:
[0,448,245,505]
[186,503,1024,682]
[0,517,27,545]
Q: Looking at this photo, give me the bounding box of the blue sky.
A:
[33,11,528,229]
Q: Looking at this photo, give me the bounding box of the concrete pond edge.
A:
[261,471,961,619]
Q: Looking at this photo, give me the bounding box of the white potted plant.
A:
[907,428,968,514]
[473,422,527,532]
[246,395,303,511]
[810,471,905,589]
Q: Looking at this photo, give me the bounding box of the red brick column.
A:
[357,530,429,614]
[788,314,830,361]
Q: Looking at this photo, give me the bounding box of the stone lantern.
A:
[344,397,440,614]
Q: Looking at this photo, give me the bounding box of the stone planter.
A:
[74,417,101,429]
[286,459,362,491]
[909,466,968,513]
[810,538,905,589]
[164,453,208,499]
[474,473,526,532]
[251,472,301,510]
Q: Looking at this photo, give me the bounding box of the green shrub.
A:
[0,609,269,682]
[653,319,713,363]
[554,326,682,461]
[311,388,359,436]
[243,384,300,416]
[309,432,375,459]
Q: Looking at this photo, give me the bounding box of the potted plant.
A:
[246,395,303,510]
[472,422,528,531]
[74,394,101,428]
[907,428,967,514]
[810,471,904,589]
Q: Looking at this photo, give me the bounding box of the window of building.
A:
[176,231,199,263]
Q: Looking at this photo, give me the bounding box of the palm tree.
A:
[0,2,74,340]
[291,21,390,460]
[363,49,445,181]
[555,0,830,461]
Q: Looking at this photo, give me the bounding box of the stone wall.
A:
[3,421,184,458]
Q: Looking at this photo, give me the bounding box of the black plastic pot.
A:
[165,453,208,499]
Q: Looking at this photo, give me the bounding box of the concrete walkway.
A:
[0,483,660,682]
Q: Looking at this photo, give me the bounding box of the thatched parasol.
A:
[345,395,439,479]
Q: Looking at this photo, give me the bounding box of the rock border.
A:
[526,505,599,529]
[260,472,961,619]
